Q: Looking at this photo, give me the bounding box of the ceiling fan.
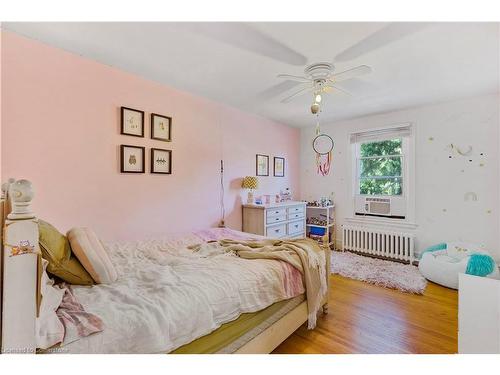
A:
[277,62,372,103]
[182,22,429,104]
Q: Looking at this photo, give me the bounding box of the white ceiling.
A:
[4,22,499,127]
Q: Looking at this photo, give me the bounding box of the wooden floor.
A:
[273,274,458,354]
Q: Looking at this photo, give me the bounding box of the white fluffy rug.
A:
[331,251,427,294]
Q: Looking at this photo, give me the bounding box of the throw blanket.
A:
[193,238,327,329]
[36,259,104,350]
[56,284,104,346]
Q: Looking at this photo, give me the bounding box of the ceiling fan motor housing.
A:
[304,62,334,80]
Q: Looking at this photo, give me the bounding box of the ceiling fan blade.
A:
[277,74,310,83]
[281,85,313,103]
[332,77,378,94]
[258,80,303,100]
[335,23,431,62]
[328,84,353,96]
[330,65,372,83]
[181,23,307,66]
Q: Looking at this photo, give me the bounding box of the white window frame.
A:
[348,123,416,227]
[354,140,406,198]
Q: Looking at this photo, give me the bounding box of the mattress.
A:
[172,294,305,354]
[59,228,305,353]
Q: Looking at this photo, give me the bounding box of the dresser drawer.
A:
[267,214,287,225]
[288,212,304,221]
[287,205,305,215]
[267,223,287,238]
[288,220,304,235]
[266,208,287,218]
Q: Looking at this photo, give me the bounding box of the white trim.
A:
[344,216,418,231]
[350,124,412,144]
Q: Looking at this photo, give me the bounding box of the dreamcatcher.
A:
[311,100,334,176]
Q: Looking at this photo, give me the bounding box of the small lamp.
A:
[241,176,259,204]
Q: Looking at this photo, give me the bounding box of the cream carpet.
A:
[331,251,427,294]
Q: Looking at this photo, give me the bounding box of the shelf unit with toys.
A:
[305,204,336,249]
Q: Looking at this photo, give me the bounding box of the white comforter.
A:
[63,229,304,353]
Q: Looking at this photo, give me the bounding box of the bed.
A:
[0,178,330,354]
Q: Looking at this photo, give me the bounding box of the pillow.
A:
[67,227,117,284]
[447,241,485,260]
[38,220,94,285]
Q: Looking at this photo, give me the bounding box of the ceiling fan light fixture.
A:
[314,93,322,103]
[311,103,320,115]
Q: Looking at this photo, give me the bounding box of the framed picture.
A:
[121,106,144,137]
[151,148,172,174]
[120,145,145,173]
[151,113,172,142]
[256,154,269,176]
[274,157,285,177]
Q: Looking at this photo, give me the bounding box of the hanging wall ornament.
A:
[312,116,334,176]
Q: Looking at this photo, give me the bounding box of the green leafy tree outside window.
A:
[359,139,403,195]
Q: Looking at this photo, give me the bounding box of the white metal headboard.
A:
[1,178,40,354]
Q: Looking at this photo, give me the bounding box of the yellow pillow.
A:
[38,219,95,285]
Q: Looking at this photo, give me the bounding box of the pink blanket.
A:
[56,284,104,346]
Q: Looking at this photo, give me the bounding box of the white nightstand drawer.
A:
[288,212,304,221]
[266,208,287,218]
[267,223,287,238]
[288,220,304,235]
[267,214,287,225]
[287,205,305,215]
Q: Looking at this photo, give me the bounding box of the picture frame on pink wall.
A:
[121,106,144,137]
[151,148,172,174]
[256,154,269,176]
[274,157,285,177]
[151,113,172,142]
[120,145,145,173]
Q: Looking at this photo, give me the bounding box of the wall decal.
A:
[446,143,472,157]
[464,192,478,202]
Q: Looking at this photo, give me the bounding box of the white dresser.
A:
[242,201,307,239]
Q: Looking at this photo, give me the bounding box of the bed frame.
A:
[0,178,330,354]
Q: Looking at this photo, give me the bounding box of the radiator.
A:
[342,225,415,262]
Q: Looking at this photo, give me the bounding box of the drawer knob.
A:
[275,229,280,233]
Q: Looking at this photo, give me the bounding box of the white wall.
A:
[300,94,500,259]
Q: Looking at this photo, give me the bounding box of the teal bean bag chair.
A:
[418,242,499,289]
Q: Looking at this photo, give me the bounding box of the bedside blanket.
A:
[191,238,327,328]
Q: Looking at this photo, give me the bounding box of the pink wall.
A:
[0,30,3,180]
[1,31,300,241]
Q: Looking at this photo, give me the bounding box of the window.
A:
[350,124,414,221]
[358,138,403,196]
